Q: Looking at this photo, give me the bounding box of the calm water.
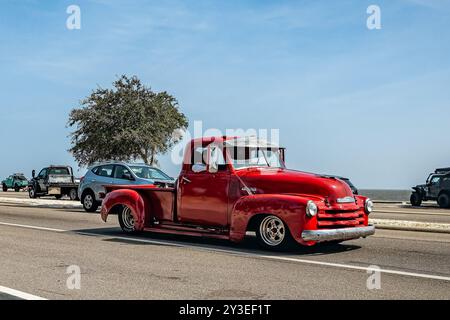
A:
[359,189,411,201]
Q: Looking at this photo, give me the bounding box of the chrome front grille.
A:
[317,209,365,229]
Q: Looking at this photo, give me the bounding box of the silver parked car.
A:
[78,162,175,212]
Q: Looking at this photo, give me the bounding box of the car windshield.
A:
[48,168,70,175]
[228,146,285,169]
[129,166,171,180]
[15,176,27,181]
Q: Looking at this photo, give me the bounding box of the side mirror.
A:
[208,147,219,173]
[32,170,35,178]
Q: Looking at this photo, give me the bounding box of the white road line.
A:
[0,285,47,300]
[1,221,450,282]
[0,221,65,232]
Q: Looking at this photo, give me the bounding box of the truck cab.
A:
[101,136,375,249]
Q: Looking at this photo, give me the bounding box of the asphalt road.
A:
[0,203,449,300]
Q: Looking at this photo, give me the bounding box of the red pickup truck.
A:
[100,136,375,249]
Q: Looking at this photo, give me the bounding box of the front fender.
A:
[100,189,146,231]
[230,194,321,245]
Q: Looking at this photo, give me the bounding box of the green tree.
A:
[68,75,188,167]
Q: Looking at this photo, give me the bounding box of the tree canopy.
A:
[68,75,188,167]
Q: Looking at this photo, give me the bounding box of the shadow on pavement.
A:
[70,226,361,257]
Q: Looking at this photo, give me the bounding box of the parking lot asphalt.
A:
[0,203,449,300]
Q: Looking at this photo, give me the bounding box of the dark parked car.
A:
[410,168,450,208]
[29,165,80,200]
[321,175,358,195]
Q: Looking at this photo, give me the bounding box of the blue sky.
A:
[0,0,449,189]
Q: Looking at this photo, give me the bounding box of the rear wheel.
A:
[2,184,7,192]
[14,184,20,192]
[82,191,98,212]
[118,205,136,233]
[438,193,450,209]
[410,192,422,206]
[69,188,78,201]
[255,215,293,250]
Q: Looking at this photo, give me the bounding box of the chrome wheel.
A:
[259,216,285,246]
[84,194,93,209]
[121,206,135,230]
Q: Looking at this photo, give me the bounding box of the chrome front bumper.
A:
[301,225,375,242]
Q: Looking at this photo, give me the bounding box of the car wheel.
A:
[2,184,7,192]
[69,188,78,201]
[82,191,98,212]
[410,192,422,207]
[437,193,450,209]
[14,184,20,192]
[118,205,136,233]
[29,187,37,198]
[255,215,293,250]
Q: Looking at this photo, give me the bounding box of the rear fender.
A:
[100,189,146,231]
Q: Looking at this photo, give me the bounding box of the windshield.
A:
[48,168,70,175]
[228,147,285,169]
[129,166,171,180]
[14,176,27,181]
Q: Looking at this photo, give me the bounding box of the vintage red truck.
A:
[100,136,375,249]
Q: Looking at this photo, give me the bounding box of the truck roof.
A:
[189,136,281,148]
[435,167,450,174]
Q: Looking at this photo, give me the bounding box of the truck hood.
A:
[235,167,354,204]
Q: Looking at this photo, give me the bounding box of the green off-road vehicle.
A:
[2,173,29,192]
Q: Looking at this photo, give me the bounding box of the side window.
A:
[97,165,114,177]
[431,176,441,184]
[114,166,131,179]
[38,169,47,178]
[191,146,208,173]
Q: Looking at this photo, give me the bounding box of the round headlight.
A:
[365,198,373,214]
[306,200,318,217]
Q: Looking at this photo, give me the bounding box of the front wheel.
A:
[410,192,422,206]
[438,193,450,209]
[29,187,37,198]
[14,185,20,192]
[2,184,7,192]
[255,215,293,250]
[118,205,136,233]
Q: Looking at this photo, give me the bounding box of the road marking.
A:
[0,221,65,232]
[1,221,450,282]
[0,285,47,300]
[375,209,450,216]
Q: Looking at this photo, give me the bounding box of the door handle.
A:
[182,177,191,184]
